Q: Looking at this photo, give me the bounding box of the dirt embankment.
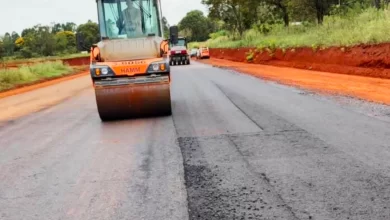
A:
[209,43,390,79]
[200,58,390,105]
[4,56,90,68]
[62,57,90,66]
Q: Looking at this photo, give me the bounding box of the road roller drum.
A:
[94,76,171,121]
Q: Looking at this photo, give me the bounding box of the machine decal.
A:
[120,67,142,74]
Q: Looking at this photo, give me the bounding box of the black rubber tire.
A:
[99,113,115,122]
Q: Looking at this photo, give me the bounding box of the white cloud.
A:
[160,0,208,25]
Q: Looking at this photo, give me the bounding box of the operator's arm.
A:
[116,12,125,35]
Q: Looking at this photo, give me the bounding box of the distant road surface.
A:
[1,61,390,220]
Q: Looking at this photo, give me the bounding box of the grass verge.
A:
[0,61,81,92]
[3,53,90,65]
[192,7,390,49]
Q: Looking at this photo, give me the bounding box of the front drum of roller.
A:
[94,82,171,121]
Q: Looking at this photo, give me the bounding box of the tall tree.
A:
[21,28,36,37]
[162,17,170,38]
[0,37,4,59]
[62,22,77,32]
[373,0,381,8]
[202,0,262,35]
[18,25,57,57]
[32,25,57,56]
[52,22,77,34]
[11,32,20,44]
[52,23,63,34]
[266,0,290,26]
[55,31,76,53]
[287,0,316,22]
[2,33,14,56]
[178,10,213,41]
[76,20,100,51]
[11,31,20,52]
[313,0,341,24]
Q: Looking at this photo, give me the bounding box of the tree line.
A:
[177,0,389,41]
[0,21,100,59]
[0,16,173,60]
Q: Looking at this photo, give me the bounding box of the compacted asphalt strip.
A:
[0,61,390,220]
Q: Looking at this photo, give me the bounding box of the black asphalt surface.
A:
[1,61,390,220]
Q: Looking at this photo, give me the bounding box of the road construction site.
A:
[1,59,390,220]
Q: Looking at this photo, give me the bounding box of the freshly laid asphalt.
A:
[1,61,390,220]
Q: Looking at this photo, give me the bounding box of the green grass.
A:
[3,52,90,65]
[0,61,75,91]
[200,8,390,49]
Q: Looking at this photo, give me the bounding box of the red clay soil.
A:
[62,57,90,66]
[201,58,390,105]
[209,43,390,79]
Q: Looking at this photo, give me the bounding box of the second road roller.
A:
[76,0,177,121]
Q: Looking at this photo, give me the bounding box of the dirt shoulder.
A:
[0,70,89,99]
[0,56,91,122]
[209,43,390,79]
[0,73,91,123]
[200,58,390,105]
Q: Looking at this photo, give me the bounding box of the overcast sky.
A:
[0,0,208,35]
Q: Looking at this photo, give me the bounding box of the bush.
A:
[19,47,34,58]
[201,7,390,49]
[209,30,228,39]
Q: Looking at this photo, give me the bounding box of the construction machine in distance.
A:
[76,0,178,121]
[197,47,210,59]
[168,37,190,65]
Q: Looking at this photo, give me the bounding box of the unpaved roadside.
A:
[0,72,91,123]
[200,58,390,105]
[0,71,89,99]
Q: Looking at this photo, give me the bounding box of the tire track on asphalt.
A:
[224,135,300,220]
[213,81,300,218]
[211,81,390,220]
[212,82,265,131]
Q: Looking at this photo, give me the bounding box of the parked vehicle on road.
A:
[190,49,198,58]
[197,47,210,59]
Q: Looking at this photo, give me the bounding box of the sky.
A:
[0,0,208,35]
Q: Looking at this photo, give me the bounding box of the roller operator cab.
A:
[76,0,178,121]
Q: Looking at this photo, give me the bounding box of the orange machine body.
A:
[89,41,171,88]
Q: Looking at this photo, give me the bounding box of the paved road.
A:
[1,61,390,220]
